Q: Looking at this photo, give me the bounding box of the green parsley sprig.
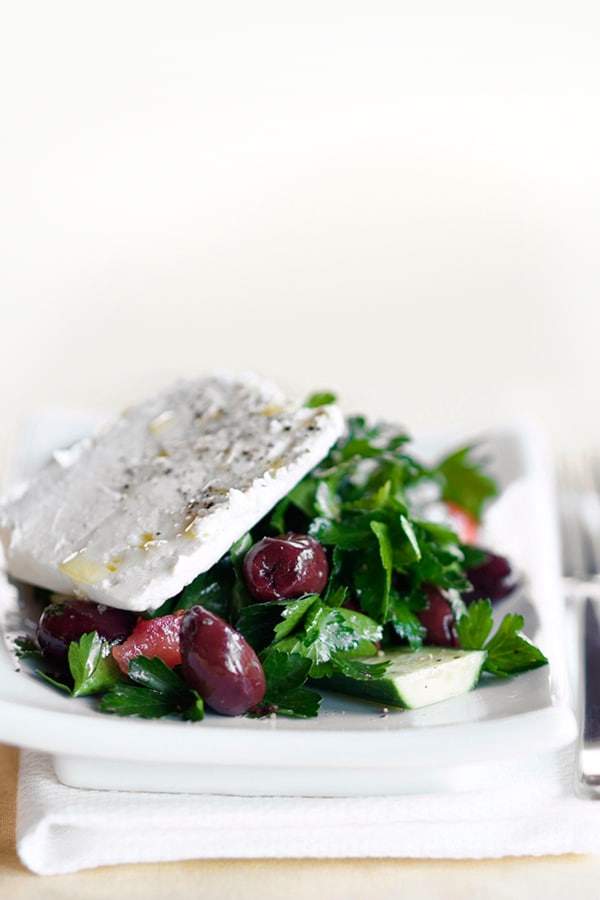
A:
[456,599,548,677]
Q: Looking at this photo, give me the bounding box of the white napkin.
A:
[16,741,600,876]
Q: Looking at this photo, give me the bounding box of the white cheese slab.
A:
[0,372,344,612]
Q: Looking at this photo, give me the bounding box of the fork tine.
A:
[579,453,600,575]
[559,457,589,580]
[559,454,600,580]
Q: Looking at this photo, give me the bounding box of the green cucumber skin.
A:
[324,647,487,710]
[325,672,409,708]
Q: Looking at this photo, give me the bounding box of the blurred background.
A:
[1,1,599,467]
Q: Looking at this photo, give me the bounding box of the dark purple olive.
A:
[36,599,136,665]
[463,549,515,604]
[242,533,329,601]
[180,605,266,716]
[416,586,460,648]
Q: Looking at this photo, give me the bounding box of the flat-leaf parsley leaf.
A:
[457,599,548,677]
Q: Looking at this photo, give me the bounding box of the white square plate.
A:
[0,416,576,795]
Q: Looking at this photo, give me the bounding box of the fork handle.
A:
[577,595,600,796]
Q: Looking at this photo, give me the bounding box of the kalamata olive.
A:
[463,549,515,604]
[416,586,460,648]
[242,533,329,601]
[36,599,136,665]
[180,605,266,715]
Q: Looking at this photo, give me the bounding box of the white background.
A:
[1,2,599,465]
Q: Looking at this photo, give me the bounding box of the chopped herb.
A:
[101,656,204,720]
[13,635,43,659]
[456,599,548,677]
[306,391,337,408]
[435,445,498,522]
[251,651,320,718]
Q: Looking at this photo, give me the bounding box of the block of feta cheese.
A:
[0,372,345,612]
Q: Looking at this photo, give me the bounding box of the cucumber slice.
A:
[325,646,487,709]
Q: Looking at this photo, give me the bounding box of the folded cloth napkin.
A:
[15,741,600,876]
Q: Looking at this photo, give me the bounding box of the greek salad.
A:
[8,390,548,722]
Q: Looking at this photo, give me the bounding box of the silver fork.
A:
[558,454,600,798]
